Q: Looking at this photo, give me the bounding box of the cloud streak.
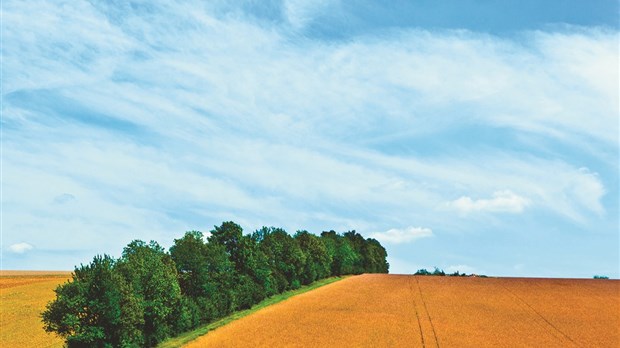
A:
[449,190,530,214]
[371,227,434,244]
[2,0,617,276]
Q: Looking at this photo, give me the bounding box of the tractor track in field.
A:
[408,279,426,347]
[414,277,440,348]
[500,283,579,347]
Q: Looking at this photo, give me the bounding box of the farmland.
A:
[1,272,618,347]
[185,274,619,347]
[0,271,71,348]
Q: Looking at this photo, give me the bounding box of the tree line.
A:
[42,221,389,347]
[414,267,486,277]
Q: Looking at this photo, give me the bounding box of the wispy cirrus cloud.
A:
[2,0,617,276]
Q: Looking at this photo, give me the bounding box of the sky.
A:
[2,0,619,278]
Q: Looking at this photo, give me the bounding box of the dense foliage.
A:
[42,222,388,347]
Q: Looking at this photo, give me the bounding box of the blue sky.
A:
[2,0,618,278]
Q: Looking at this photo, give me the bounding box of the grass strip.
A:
[157,276,347,348]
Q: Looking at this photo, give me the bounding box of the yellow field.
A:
[185,274,619,347]
[2,273,618,347]
[0,271,71,348]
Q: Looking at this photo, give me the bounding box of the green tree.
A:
[336,237,358,275]
[257,227,306,291]
[169,231,210,299]
[363,238,389,273]
[321,231,358,276]
[295,230,332,284]
[41,255,143,347]
[209,223,274,309]
[117,240,182,347]
[208,221,243,265]
[169,231,224,327]
[343,230,367,274]
[236,235,275,300]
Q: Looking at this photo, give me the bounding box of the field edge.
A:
[157,276,348,348]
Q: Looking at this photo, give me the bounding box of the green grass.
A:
[157,276,347,348]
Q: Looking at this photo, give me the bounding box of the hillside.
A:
[185,274,619,347]
[2,272,618,347]
[0,271,71,348]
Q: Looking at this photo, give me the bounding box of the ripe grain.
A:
[184,274,619,348]
[0,271,71,348]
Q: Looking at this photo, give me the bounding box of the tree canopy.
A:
[42,221,389,347]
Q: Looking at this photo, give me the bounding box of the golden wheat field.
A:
[1,272,618,347]
[0,271,71,348]
[185,274,619,348]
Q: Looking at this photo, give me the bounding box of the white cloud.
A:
[449,190,530,214]
[9,242,34,254]
[370,227,433,244]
